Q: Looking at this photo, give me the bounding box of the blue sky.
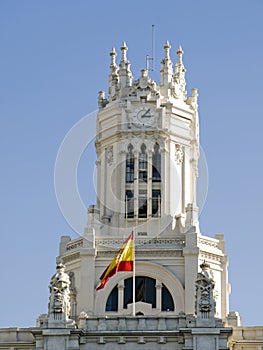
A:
[0,1,262,327]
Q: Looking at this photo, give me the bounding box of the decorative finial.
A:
[121,41,128,62]
[110,47,117,66]
[177,45,184,63]
[164,40,171,59]
[141,69,148,78]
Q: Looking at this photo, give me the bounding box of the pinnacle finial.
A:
[177,45,184,63]
[164,40,170,47]
[121,41,128,62]
[177,45,183,53]
[163,40,171,59]
[110,47,116,56]
[110,47,117,66]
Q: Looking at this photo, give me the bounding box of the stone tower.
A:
[58,41,230,324]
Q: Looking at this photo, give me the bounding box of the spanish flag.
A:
[96,232,134,291]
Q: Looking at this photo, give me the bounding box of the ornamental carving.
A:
[195,261,216,318]
[106,146,114,165]
[175,144,184,164]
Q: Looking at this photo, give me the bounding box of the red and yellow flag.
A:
[96,232,134,291]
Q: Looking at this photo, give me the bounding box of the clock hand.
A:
[141,109,151,118]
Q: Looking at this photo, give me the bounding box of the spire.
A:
[173,44,187,99]
[175,45,186,79]
[164,40,171,60]
[177,45,183,64]
[108,47,119,102]
[110,47,117,72]
[160,40,173,87]
[120,41,128,63]
[118,42,132,90]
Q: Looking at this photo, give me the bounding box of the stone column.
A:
[78,245,96,315]
[161,146,167,215]
[120,149,127,222]
[183,231,199,315]
[215,233,229,320]
[156,280,162,311]
[95,159,101,210]
[147,150,153,217]
[134,150,139,218]
[118,280,125,311]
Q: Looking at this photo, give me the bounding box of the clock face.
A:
[133,107,155,127]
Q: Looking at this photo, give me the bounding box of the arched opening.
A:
[126,144,134,183]
[105,276,174,312]
[125,144,135,218]
[152,143,161,182]
[139,144,147,183]
[152,143,161,217]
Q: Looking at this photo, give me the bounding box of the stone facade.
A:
[1,326,262,350]
[0,41,261,350]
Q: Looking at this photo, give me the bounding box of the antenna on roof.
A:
[146,25,155,72]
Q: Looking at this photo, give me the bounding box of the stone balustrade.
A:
[78,314,192,332]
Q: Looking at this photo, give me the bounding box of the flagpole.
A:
[132,227,136,316]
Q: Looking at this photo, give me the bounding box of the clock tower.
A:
[58,41,230,324]
[95,41,199,237]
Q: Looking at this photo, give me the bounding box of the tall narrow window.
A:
[152,143,161,182]
[126,144,134,183]
[139,144,147,183]
[152,190,161,217]
[161,285,175,311]
[138,190,147,218]
[125,190,134,218]
[106,285,118,311]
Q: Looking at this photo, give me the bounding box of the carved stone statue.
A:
[49,262,71,318]
[195,261,216,326]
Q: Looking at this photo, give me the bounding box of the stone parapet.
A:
[0,328,35,348]
[230,326,263,349]
[79,315,184,332]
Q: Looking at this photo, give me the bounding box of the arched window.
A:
[152,143,161,182]
[126,144,134,183]
[105,276,175,313]
[139,144,147,183]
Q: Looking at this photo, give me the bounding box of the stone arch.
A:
[94,261,184,315]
